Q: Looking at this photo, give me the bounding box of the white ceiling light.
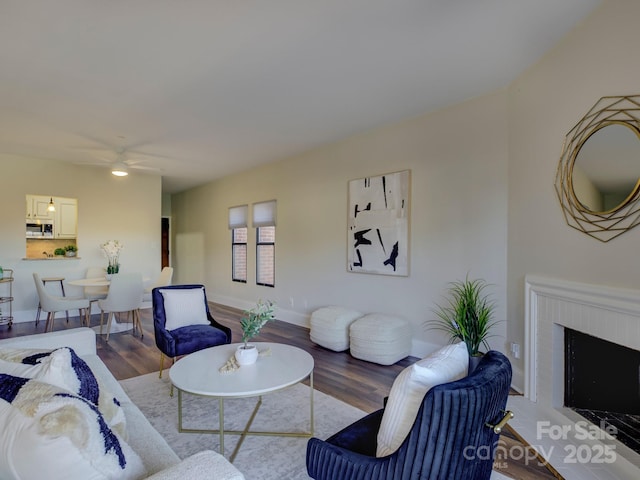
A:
[111,162,129,176]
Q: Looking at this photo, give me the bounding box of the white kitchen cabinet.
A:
[54,197,78,239]
[26,195,54,221]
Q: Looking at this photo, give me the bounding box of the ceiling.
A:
[0,0,601,194]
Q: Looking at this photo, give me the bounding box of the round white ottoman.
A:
[310,306,363,352]
[349,313,412,365]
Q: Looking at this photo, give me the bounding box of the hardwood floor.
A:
[0,304,412,412]
[0,304,560,479]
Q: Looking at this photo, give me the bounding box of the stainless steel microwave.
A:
[26,222,53,237]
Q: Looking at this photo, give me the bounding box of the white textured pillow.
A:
[0,348,127,438]
[0,351,80,392]
[160,288,210,331]
[376,341,469,457]
[0,375,145,480]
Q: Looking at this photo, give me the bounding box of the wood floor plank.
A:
[0,306,409,411]
[0,303,560,479]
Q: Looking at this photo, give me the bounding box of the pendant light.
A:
[111,162,129,177]
[47,197,55,212]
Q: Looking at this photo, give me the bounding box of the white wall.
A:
[507,0,640,390]
[0,155,162,322]
[172,91,509,357]
[5,1,635,394]
[171,0,640,391]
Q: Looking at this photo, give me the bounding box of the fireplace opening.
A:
[564,328,640,454]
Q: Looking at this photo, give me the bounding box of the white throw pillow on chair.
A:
[376,341,469,457]
[159,288,210,331]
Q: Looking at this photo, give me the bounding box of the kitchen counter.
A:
[25,237,78,259]
[22,257,81,261]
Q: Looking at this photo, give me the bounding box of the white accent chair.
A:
[83,266,109,325]
[97,272,144,341]
[33,272,90,332]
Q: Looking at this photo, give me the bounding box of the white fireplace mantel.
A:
[524,274,640,403]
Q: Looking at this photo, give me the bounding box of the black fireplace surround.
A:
[564,328,640,454]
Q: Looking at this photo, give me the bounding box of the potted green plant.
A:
[427,275,499,372]
[54,248,66,257]
[64,245,78,257]
[235,300,276,365]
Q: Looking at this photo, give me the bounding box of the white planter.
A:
[235,344,258,365]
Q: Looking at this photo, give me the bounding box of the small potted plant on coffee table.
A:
[235,299,276,365]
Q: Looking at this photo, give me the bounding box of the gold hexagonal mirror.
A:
[555,95,640,242]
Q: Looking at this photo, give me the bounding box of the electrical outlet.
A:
[289,297,294,308]
[510,342,520,359]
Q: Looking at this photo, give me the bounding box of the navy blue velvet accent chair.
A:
[152,284,232,379]
[306,350,512,480]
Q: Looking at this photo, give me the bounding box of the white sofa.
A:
[0,327,245,480]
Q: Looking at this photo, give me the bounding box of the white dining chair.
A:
[33,272,90,332]
[83,266,109,326]
[98,272,144,341]
[140,266,173,308]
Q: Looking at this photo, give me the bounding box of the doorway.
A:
[161,217,170,268]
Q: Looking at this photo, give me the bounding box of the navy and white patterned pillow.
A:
[0,347,126,438]
[0,374,145,479]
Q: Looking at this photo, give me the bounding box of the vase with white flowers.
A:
[101,240,123,276]
[234,299,276,365]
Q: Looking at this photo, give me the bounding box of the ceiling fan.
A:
[74,147,162,176]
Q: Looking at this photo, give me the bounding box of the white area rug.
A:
[120,372,366,479]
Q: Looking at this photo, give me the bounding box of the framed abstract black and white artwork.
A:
[347,169,410,276]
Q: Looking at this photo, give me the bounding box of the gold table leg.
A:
[309,372,314,437]
[229,396,262,462]
[219,398,224,458]
[174,372,315,462]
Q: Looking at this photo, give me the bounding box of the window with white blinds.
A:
[229,205,248,283]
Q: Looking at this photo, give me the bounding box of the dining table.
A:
[66,277,111,288]
[66,276,149,334]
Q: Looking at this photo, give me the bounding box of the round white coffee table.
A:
[169,342,314,461]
